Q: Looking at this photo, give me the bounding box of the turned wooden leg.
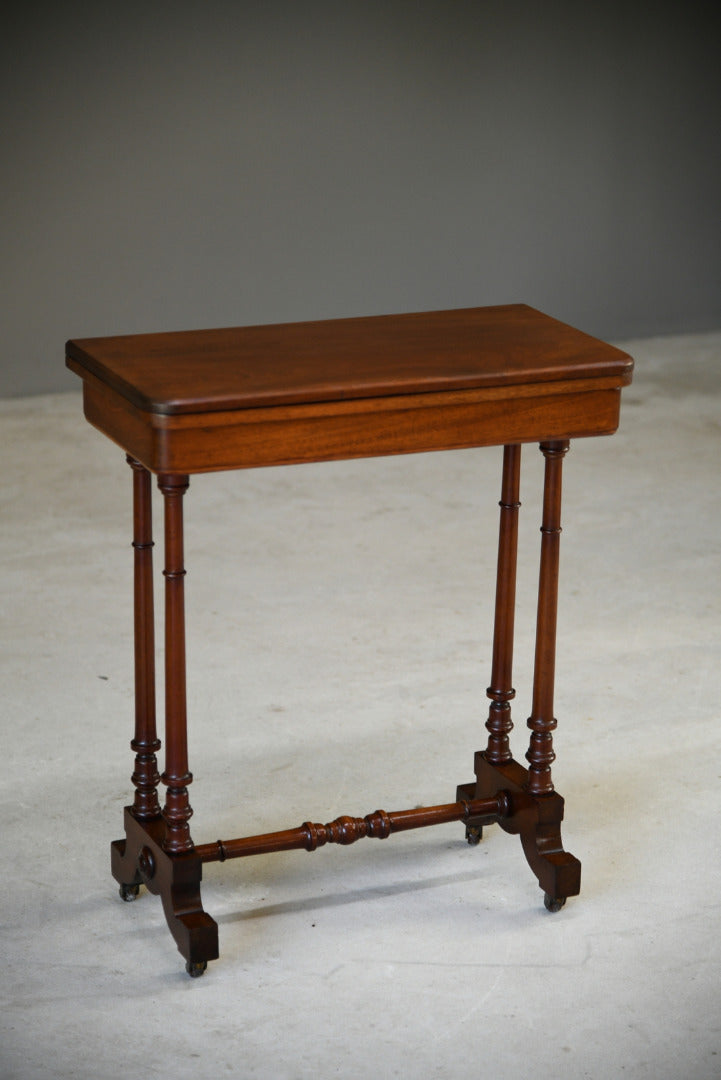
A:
[485,443,521,765]
[112,458,162,903]
[158,473,195,855]
[462,444,522,845]
[157,473,218,971]
[518,439,580,907]
[457,440,580,908]
[128,457,161,821]
[115,469,219,972]
[525,440,568,796]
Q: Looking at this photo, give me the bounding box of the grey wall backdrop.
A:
[2,1,720,398]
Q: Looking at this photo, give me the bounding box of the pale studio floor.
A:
[1,329,720,1080]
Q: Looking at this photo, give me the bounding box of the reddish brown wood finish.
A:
[76,374,625,475]
[485,444,522,765]
[158,473,195,855]
[457,755,581,906]
[127,457,161,820]
[526,441,568,796]
[66,305,632,474]
[457,439,580,905]
[195,795,508,863]
[66,304,633,413]
[111,465,218,967]
[111,809,218,967]
[66,305,632,973]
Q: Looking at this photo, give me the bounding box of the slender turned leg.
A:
[517,439,580,909]
[485,444,522,765]
[525,440,567,796]
[463,444,522,845]
[152,473,218,973]
[112,458,162,902]
[114,469,218,973]
[457,440,580,909]
[158,474,195,854]
[128,457,161,820]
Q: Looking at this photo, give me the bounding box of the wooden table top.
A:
[66,304,633,416]
[66,305,633,474]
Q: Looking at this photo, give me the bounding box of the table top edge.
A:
[66,305,634,416]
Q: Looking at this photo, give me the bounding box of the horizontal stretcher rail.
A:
[195,793,508,864]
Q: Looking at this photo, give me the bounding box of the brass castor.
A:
[185,960,207,978]
[119,882,140,902]
[544,893,566,913]
[465,825,483,846]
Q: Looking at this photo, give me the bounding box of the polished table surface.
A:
[67,304,633,473]
[67,305,633,975]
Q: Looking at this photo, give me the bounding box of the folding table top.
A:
[66,305,633,474]
[66,304,633,416]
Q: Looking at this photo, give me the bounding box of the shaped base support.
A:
[457,751,581,908]
[111,808,219,972]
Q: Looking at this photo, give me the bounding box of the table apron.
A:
[82,377,623,473]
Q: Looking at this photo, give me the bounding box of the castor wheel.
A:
[185,960,207,978]
[544,893,566,913]
[466,825,483,846]
[119,882,140,902]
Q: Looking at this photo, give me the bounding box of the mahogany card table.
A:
[66,304,633,976]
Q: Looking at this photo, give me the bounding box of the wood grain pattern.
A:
[78,373,623,474]
[66,304,632,415]
[67,306,632,474]
[71,304,632,972]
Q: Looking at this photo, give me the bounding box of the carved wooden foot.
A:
[111,808,219,973]
[457,752,581,908]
